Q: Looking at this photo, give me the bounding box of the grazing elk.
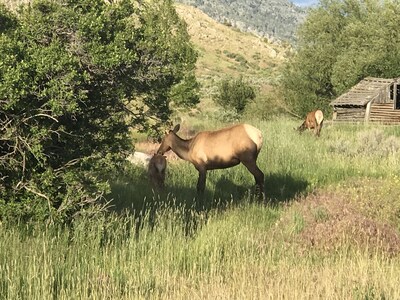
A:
[297,109,324,137]
[148,153,167,190]
[157,124,265,198]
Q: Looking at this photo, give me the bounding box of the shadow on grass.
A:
[108,181,193,212]
[265,173,309,203]
[104,170,309,238]
[213,175,248,202]
[108,178,236,214]
[108,171,308,214]
[107,173,254,237]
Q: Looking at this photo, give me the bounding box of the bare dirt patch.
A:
[276,190,400,257]
[301,193,400,255]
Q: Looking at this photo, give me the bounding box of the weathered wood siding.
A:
[333,106,366,122]
[368,78,393,104]
[331,77,399,123]
[369,102,400,123]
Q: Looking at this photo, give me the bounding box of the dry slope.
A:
[175,3,291,88]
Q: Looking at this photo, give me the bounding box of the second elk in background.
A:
[297,110,324,137]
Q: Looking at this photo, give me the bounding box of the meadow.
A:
[1,118,400,299]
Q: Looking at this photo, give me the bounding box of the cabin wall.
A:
[332,106,366,122]
[333,102,400,123]
[373,85,392,104]
[369,102,400,123]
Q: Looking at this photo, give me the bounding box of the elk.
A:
[297,109,324,137]
[148,153,167,190]
[157,124,264,197]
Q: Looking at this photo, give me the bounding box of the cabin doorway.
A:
[392,83,400,109]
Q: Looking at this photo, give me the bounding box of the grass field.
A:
[1,118,400,299]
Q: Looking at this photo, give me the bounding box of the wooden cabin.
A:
[330,77,400,123]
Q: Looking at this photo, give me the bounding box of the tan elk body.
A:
[148,154,167,190]
[157,124,264,197]
[297,109,324,137]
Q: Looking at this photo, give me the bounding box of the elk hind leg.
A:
[317,121,323,137]
[242,160,265,199]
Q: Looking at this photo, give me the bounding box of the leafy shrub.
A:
[243,92,286,120]
[0,0,197,222]
[205,108,241,123]
[212,76,256,114]
[169,73,200,108]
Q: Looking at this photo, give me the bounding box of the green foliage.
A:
[223,50,249,67]
[212,76,256,114]
[0,4,17,31]
[203,108,241,123]
[169,73,200,108]
[0,0,197,221]
[281,0,400,116]
[243,92,286,121]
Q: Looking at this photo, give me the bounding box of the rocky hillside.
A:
[175,4,291,103]
[175,0,307,43]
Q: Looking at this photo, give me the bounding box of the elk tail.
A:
[315,110,324,126]
[244,124,263,153]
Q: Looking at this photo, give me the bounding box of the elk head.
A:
[157,124,180,155]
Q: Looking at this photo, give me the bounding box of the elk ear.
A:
[172,124,180,133]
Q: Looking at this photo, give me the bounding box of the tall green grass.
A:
[1,204,400,299]
[1,119,400,299]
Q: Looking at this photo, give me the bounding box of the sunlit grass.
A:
[1,119,400,298]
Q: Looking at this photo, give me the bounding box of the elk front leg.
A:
[196,168,207,195]
[316,122,323,137]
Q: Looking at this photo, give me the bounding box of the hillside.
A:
[175,3,291,103]
[3,0,307,43]
[175,0,307,43]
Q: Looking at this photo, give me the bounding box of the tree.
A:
[281,0,400,116]
[213,76,256,114]
[0,0,197,221]
[169,73,200,109]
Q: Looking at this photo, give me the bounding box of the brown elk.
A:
[297,109,324,137]
[148,153,167,190]
[157,124,264,197]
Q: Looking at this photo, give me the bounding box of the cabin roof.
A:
[330,77,396,107]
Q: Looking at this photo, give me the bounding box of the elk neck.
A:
[170,134,191,161]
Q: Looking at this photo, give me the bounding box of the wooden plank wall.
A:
[369,103,400,123]
[331,78,400,123]
[334,107,366,122]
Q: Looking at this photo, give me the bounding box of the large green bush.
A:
[212,76,256,114]
[0,0,197,221]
